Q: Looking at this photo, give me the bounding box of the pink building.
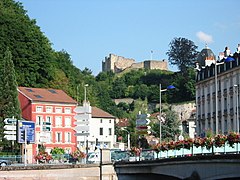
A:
[18,87,78,160]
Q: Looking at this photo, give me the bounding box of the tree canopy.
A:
[166,37,199,73]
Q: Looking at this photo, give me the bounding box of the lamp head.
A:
[225,57,235,63]
[167,85,175,90]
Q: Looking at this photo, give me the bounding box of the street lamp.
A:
[121,128,130,150]
[234,84,239,134]
[159,84,175,145]
[84,84,89,103]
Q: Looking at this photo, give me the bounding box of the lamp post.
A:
[234,84,239,133]
[159,84,175,145]
[121,128,130,150]
[84,84,89,103]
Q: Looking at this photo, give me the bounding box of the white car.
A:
[88,153,100,163]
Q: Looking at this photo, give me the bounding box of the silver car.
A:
[0,159,11,166]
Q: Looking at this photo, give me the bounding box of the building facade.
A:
[195,45,240,136]
[18,87,78,162]
[76,106,116,152]
[18,87,117,162]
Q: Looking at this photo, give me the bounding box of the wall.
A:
[0,164,118,180]
[102,54,168,73]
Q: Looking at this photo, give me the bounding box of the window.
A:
[55,116,62,127]
[109,120,111,123]
[46,106,53,113]
[108,128,112,135]
[36,132,41,143]
[26,88,34,92]
[100,119,103,123]
[34,95,43,98]
[48,89,57,94]
[65,117,71,127]
[55,107,62,113]
[46,116,52,123]
[64,108,71,114]
[56,132,62,143]
[65,132,71,143]
[36,106,43,113]
[100,128,103,135]
[36,116,42,125]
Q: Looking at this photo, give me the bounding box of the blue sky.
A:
[18,0,240,75]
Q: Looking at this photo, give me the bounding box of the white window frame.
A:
[36,106,43,113]
[56,132,62,143]
[65,132,71,143]
[46,116,52,124]
[65,117,71,127]
[46,106,53,113]
[64,107,71,114]
[55,116,62,127]
[36,115,43,126]
[55,107,62,113]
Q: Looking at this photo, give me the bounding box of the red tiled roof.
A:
[116,118,129,127]
[92,107,115,119]
[18,87,77,104]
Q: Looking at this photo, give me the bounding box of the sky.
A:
[18,0,240,75]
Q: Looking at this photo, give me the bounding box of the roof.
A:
[197,46,216,67]
[92,107,115,119]
[116,118,129,127]
[18,87,77,104]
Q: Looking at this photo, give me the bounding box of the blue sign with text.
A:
[18,121,35,143]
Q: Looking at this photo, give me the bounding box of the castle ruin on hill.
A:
[102,54,168,73]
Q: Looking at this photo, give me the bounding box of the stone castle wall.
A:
[102,54,168,73]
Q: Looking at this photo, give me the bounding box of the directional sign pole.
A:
[24,127,27,166]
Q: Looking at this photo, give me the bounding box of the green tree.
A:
[0,48,21,147]
[110,77,127,99]
[152,107,180,141]
[166,37,199,73]
[0,0,55,87]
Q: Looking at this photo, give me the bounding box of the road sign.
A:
[74,121,89,125]
[136,114,148,120]
[136,126,148,130]
[74,114,91,121]
[18,121,35,143]
[4,135,16,141]
[75,125,89,132]
[4,125,16,131]
[75,132,90,136]
[136,119,148,126]
[4,118,17,125]
[4,131,16,135]
[74,106,86,113]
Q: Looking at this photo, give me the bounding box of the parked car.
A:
[88,153,100,163]
[0,159,11,166]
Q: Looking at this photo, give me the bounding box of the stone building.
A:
[195,45,240,136]
[102,54,168,73]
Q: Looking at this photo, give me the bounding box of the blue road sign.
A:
[18,121,35,143]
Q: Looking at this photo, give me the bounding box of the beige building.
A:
[195,45,240,136]
[102,53,168,73]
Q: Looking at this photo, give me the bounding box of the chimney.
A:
[218,52,224,60]
[224,47,231,57]
[237,44,240,53]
